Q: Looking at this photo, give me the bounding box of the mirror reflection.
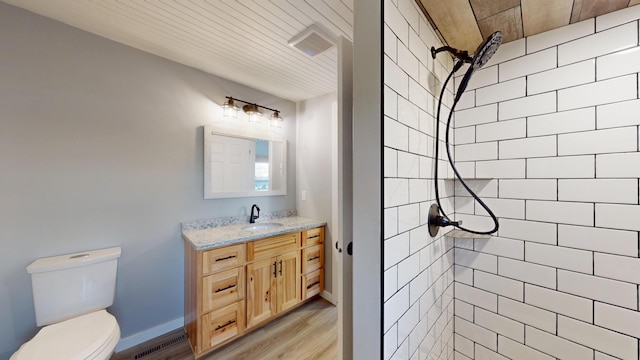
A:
[204,128,286,199]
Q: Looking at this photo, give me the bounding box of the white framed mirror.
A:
[204,126,287,199]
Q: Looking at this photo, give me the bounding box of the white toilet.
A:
[11,247,122,360]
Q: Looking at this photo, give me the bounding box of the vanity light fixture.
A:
[223,96,283,127]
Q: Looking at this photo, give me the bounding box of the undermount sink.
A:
[242,222,284,231]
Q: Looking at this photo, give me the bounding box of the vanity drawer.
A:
[201,301,245,351]
[302,268,324,300]
[301,244,324,275]
[247,232,299,261]
[202,244,245,275]
[202,267,244,313]
[302,227,324,247]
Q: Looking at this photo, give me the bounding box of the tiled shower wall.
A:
[383,0,456,359]
[452,6,640,360]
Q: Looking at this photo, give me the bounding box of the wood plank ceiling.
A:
[3,0,638,102]
[417,0,640,52]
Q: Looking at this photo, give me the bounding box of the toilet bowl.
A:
[10,310,120,360]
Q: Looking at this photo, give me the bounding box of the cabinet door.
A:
[302,227,324,247]
[302,268,324,300]
[247,232,299,262]
[301,244,324,275]
[246,257,277,328]
[202,244,245,275]
[202,267,244,313]
[277,251,301,313]
[201,301,245,352]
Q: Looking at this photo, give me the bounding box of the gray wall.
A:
[0,3,296,357]
[296,93,337,296]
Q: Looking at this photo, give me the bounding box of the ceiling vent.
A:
[288,24,336,56]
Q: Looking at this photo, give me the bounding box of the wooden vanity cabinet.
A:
[185,226,323,358]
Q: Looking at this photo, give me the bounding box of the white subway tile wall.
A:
[475,118,526,143]
[527,59,595,95]
[526,19,594,54]
[498,47,557,82]
[451,6,640,360]
[475,78,526,106]
[527,107,596,136]
[384,1,455,359]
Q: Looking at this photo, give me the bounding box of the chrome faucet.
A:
[250,204,260,223]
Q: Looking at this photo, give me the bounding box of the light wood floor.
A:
[112,298,337,360]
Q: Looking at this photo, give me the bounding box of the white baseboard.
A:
[114,317,184,353]
[320,290,337,305]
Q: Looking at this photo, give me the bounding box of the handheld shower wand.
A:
[429,31,503,237]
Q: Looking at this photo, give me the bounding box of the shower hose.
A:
[432,61,500,235]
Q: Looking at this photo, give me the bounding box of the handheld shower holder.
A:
[428,204,462,237]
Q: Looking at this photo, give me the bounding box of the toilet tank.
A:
[27,247,121,326]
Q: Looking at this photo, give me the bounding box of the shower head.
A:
[470,31,503,72]
[455,31,503,102]
[430,31,502,68]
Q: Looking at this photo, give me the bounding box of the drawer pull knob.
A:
[306,281,321,289]
[215,255,236,262]
[273,262,277,277]
[215,284,236,293]
[307,256,320,261]
[214,320,236,331]
[308,235,320,239]
[279,260,283,276]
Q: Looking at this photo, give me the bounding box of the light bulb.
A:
[222,98,239,118]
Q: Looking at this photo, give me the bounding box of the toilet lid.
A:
[13,310,119,360]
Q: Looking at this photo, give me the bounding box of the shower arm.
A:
[430,46,473,63]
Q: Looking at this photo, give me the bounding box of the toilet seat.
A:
[11,310,120,360]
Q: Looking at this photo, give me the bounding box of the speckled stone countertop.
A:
[182,216,326,250]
